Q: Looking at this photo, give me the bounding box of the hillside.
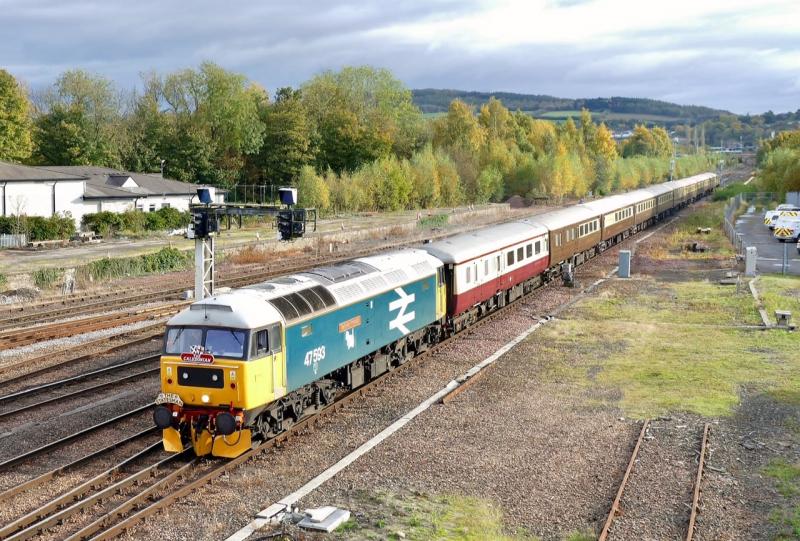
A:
[412,88,729,127]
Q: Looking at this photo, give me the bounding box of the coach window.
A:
[526,244,532,258]
[484,260,489,275]
[507,251,515,266]
[535,240,541,254]
[465,266,471,283]
[555,234,561,247]
[517,247,523,261]
[496,255,501,271]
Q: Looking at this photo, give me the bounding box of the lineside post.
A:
[195,236,214,300]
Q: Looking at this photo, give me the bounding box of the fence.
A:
[722,192,775,255]
[0,234,27,249]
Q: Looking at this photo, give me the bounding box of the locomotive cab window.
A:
[252,329,269,357]
[164,326,247,359]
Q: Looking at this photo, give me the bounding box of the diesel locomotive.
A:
[153,172,719,457]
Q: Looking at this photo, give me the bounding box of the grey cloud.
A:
[0,0,797,113]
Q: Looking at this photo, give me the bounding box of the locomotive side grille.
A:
[178,366,224,388]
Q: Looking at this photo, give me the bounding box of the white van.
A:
[764,204,800,229]
[773,215,800,241]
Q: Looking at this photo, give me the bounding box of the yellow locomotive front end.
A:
[153,295,286,458]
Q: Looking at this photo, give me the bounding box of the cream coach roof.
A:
[577,192,644,215]
[421,221,548,264]
[526,205,599,231]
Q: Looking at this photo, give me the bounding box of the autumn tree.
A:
[0,70,33,162]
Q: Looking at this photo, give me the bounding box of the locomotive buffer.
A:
[188,187,317,300]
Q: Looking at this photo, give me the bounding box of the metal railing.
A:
[722,192,776,255]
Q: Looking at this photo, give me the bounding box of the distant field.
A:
[535,110,681,122]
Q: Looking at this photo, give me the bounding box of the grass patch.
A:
[32,267,63,290]
[418,214,449,229]
[765,460,800,539]
[538,279,800,418]
[766,460,800,498]
[0,272,6,290]
[712,182,759,201]
[330,491,537,541]
[757,275,800,321]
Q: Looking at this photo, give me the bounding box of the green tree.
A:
[302,66,424,173]
[622,125,657,158]
[432,99,486,153]
[138,62,266,185]
[253,87,312,185]
[32,69,122,166]
[0,69,33,162]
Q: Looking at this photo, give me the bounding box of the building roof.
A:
[38,166,203,200]
[0,161,86,182]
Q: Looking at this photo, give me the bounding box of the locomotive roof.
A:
[421,221,548,264]
[167,289,284,329]
[169,249,441,330]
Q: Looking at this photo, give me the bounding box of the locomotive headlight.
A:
[201,394,210,403]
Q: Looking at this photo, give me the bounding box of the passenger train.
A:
[154,172,719,457]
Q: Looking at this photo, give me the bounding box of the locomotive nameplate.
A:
[180,352,215,364]
[338,315,362,333]
[156,392,184,407]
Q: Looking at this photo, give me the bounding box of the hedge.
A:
[82,207,190,236]
[0,215,75,241]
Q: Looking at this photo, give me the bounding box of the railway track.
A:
[1,199,712,539]
[7,234,572,540]
[0,353,159,420]
[0,216,525,331]
[599,421,712,540]
[0,403,153,471]
[0,303,182,349]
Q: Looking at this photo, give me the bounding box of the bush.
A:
[78,247,191,282]
[0,215,74,240]
[32,268,62,289]
[82,208,190,236]
[712,182,758,201]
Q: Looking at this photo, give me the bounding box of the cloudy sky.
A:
[2,0,799,113]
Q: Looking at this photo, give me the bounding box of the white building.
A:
[0,162,224,227]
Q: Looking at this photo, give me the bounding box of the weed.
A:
[336,519,360,533]
[76,247,191,284]
[0,272,6,290]
[32,267,63,289]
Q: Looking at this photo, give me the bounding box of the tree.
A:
[0,70,33,162]
[432,99,485,153]
[296,164,330,210]
[302,66,424,173]
[253,87,311,186]
[32,70,122,166]
[137,62,266,185]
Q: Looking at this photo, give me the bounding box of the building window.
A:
[163,203,171,209]
[149,204,156,212]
